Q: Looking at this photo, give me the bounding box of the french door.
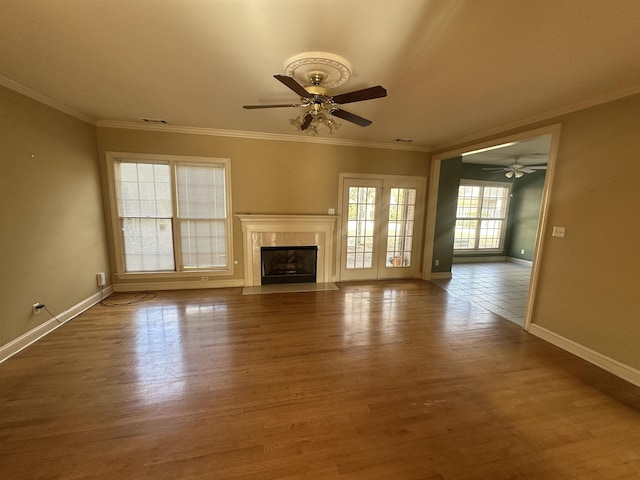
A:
[339,174,425,281]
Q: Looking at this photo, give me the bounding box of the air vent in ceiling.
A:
[142,118,168,124]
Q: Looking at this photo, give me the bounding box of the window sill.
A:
[114,269,235,281]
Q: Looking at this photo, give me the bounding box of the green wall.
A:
[456,163,544,262]
[460,163,513,183]
[432,161,545,269]
[431,156,462,272]
[505,173,546,261]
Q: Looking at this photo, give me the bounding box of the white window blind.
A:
[113,156,231,274]
[176,164,228,269]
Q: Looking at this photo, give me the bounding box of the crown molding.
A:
[434,84,640,152]
[96,119,432,152]
[0,75,96,125]
[0,75,429,151]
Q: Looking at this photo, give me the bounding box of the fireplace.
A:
[261,246,317,285]
[237,214,337,287]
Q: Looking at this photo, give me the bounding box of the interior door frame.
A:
[422,124,562,331]
[337,172,427,282]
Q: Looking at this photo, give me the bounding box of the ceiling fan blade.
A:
[243,103,300,109]
[330,108,372,127]
[528,166,548,170]
[300,113,313,130]
[481,167,507,171]
[519,168,537,173]
[332,86,387,105]
[274,74,310,98]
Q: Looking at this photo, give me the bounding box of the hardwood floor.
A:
[1,280,639,479]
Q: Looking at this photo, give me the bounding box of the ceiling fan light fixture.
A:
[514,170,525,178]
[290,104,341,135]
[504,170,514,179]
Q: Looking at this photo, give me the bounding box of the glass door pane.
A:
[341,179,382,281]
[385,188,417,268]
[340,175,425,282]
[345,186,377,269]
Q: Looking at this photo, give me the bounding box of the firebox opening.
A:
[260,246,318,285]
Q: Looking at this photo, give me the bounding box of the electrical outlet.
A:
[435,259,440,266]
[33,303,44,315]
[520,249,525,255]
[96,272,106,287]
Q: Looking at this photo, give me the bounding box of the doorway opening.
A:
[424,125,560,329]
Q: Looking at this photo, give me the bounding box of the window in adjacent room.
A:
[107,153,232,275]
[454,181,510,252]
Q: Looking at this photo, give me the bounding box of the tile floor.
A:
[431,261,532,326]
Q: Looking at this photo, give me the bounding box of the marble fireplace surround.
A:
[237,214,338,287]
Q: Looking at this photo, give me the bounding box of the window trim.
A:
[106,152,233,278]
[454,179,511,254]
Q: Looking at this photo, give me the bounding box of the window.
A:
[108,153,232,275]
[454,181,510,252]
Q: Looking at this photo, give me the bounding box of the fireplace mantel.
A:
[236,214,337,286]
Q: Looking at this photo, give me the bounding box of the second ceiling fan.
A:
[483,156,548,179]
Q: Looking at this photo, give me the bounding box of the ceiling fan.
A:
[482,157,548,179]
[243,73,387,132]
[242,52,387,134]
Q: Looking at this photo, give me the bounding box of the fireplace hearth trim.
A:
[237,214,337,287]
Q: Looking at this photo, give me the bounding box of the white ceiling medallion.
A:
[283,52,352,88]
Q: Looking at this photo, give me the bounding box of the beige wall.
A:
[96,128,430,287]
[4,81,638,377]
[0,86,110,346]
[531,94,640,369]
[432,93,640,371]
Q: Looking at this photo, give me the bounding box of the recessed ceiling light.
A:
[462,141,516,156]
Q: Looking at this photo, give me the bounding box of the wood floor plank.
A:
[1,280,639,479]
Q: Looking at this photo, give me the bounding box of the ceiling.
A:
[1,0,639,151]
[461,135,551,166]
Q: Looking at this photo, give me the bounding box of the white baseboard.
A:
[528,323,640,387]
[507,257,533,267]
[0,286,114,364]
[429,272,453,280]
[112,278,244,292]
[453,256,506,264]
